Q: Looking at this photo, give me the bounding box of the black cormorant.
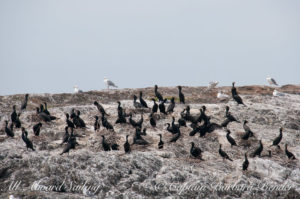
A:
[94,116,100,131]
[101,135,111,151]
[159,99,167,114]
[242,120,254,140]
[285,144,296,160]
[270,127,283,148]
[154,85,164,101]
[151,99,158,113]
[21,127,35,151]
[190,142,203,159]
[21,94,29,111]
[133,95,143,109]
[158,134,164,149]
[33,122,42,136]
[5,120,14,137]
[139,91,148,108]
[167,97,175,113]
[150,113,156,127]
[94,101,109,116]
[219,144,233,161]
[252,140,263,157]
[178,86,185,104]
[124,135,131,153]
[226,129,237,147]
[242,153,249,171]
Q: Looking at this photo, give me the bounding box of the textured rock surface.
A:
[0,85,300,199]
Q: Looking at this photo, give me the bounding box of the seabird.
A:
[225,106,240,123]
[133,95,143,109]
[33,122,42,136]
[242,153,249,171]
[167,97,175,113]
[124,135,131,153]
[270,127,283,148]
[178,116,187,127]
[139,91,148,108]
[149,113,156,127]
[61,126,69,145]
[101,135,111,151]
[273,90,285,97]
[178,86,185,104]
[252,140,263,157]
[43,102,50,115]
[231,82,246,106]
[158,134,164,149]
[151,99,158,113]
[266,77,278,86]
[208,81,219,90]
[159,99,167,114]
[226,128,237,147]
[218,144,233,161]
[73,85,83,93]
[169,130,181,143]
[21,127,35,151]
[65,113,75,128]
[11,105,18,126]
[4,120,14,137]
[21,94,29,111]
[154,85,164,101]
[231,82,237,96]
[104,77,118,89]
[94,101,109,116]
[190,142,203,160]
[36,107,56,122]
[171,117,180,134]
[133,128,149,145]
[217,91,229,99]
[94,116,100,131]
[115,106,127,124]
[101,115,114,130]
[242,120,254,140]
[76,110,86,128]
[285,144,296,160]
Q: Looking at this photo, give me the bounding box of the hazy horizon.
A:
[1,1,299,95]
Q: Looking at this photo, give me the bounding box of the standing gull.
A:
[104,77,118,89]
[73,85,83,93]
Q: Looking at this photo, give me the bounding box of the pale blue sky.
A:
[0,0,299,95]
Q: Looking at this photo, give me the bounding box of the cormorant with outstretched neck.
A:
[124,135,130,153]
[139,91,148,108]
[231,82,237,96]
[242,153,249,171]
[159,99,167,114]
[133,95,143,109]
[219,144,233,161]
[21,127,35,151]
[190,142,203,159]
[150,113,156,127]
[270,127,283,148]
[5,120,14,137]
[101,114,114,130]
[178,86,185,104]
[65,113,75,128]
[101,135,111,151]
[61,126,69,145]
[94,116,100,131]
[242,120,254,140]
[167,97,175,113]
[252,140,263,157]
[285,144,296,160]
[226,129,237,147]
[33,122,42,136]
[154,85,164,101]
[21,94,29,111]
[158,134,164,149]
[94,101,109,116]
[151,99,158,113]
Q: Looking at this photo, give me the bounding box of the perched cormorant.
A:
[159,99,167,114]
[60,137,75,155]
[231,82,237,96]
[129,114,143,129]
[225,106,240,123]
[242,120,254,140]
[167,97,175,113]
[133,128,149,145]
[133,95,143,109]
[36,107,56,122]
[65,113,75,128]
[169,131,181,143]
[33,122,42,136]
[21,128,35,151]
[231,82,245,106]
[252,140,263,157]
[270,127,283,148]
[219,144,233,161]
[151,98,158,113]
[178,117,187,127]
[76,110,86,128]
[139,91,148,108]
[190,142,203,159]
[101,135,111,151]
[226,129,237,147]
[154,85,164,102]
[11,105,18,125]
[94,101,109,116]
[61,126,69,145]
[171,117,180,134]
[44,102,50,115]
[149,113,156,127]
[101,115,114,130]
[285,144,296,160]
[4,120,14,137]
[94,116,100,131]
[221,118,231,128]
[124,135,131,153]
[158,134,164,149]
[178,86,185,104]
[242,153,249,171]
[21,94,29,111]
